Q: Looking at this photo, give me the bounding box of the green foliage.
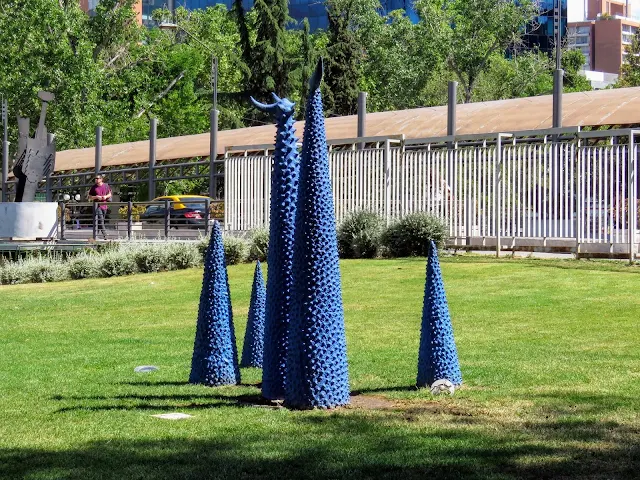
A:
[248,228,269,262]
[165,242,201,270]
[69,254,101,280]
[337,210,384,259]
[416,0,539,103]
[381,212,448,257]
[98,251,137,277]
[324,0,366,116]
[560,49,592,92]
[618,31,640,87]
[223,236,248,265]
[248,0,292,111]
[133,246,168,273]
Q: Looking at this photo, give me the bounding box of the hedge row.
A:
[0,212,447,285]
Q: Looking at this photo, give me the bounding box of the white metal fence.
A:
[224,129,639,259]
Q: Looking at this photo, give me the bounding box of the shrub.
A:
[98,251,137,277]
[118,204,147,221]
[223,236,247,265]
[0,261,30,285]
[381,212,448,257]
[166,242,201,270]
[248,228,269,262]
[69,254,101,280]
[26,259,70,283]
[337,210,384,259]
[196,235,210,260]
[133,245,168,273]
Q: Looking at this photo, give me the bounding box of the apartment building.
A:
[568,0,640,73]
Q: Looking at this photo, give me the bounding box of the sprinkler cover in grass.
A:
[250,93,300,400]
[417,241,462,388]
[241,261,266,368]
[285,59,350,409]
[189,221,240,386]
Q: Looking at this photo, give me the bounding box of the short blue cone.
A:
[416,241,462,387]
[250,93,300,400]
[240,261,266,368]
[285,59,350,409]
[189,221,241,386]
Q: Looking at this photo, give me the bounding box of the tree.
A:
[298,18,314,118]
[249,0,292,102]
[324,0,364,116]
[560,49,592,92]
[618,31,640,86]
[357,8,445,111]
[416,0,539,103]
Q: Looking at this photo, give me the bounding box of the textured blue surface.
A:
[240,261,266,368]
[285,60,350,409]
[250,93,300,400]
[416,241,462,387]
[189,221,241,386]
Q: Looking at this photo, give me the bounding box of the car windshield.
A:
[180,198,208,210]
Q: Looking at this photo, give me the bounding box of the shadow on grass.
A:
[1,404,638,480]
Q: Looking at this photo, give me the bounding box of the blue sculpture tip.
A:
[309,58,323,93]
[251,94,295,115]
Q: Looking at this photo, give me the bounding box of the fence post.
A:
[574,135,581,258]
[223,152,229,231]
[204,197,211,237]
[59,201,66,240]
[629,130,637,264]
[127,200,133,241]
[384,139,391,226]
[92,202,98,240]
[164,199,170,240]
[495,134,512,257]
[148,118,157,201]
[95,126,103,175]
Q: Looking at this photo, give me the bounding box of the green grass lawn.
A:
[0,257,638,479]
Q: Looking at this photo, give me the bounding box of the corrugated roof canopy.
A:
[54,87,640,173]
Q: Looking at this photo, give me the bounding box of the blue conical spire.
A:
[250,93,300,400]
[285,59,350,409]
[241,261,266,368]
[417,241,462,387]
[189,221,240,386]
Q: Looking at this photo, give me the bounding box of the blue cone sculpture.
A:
[285,59,350,409]
[189,221,241,386]
[240,261,266,368]
[416,241,462,388]
[250,93,300,400]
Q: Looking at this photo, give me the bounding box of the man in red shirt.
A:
[88,174,112,239]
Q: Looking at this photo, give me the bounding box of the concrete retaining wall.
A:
[0,202,58,239]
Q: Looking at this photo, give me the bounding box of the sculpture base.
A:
[0,202,58,240]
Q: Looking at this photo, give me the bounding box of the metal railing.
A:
[224,129,639,261]
[57,200,223,241]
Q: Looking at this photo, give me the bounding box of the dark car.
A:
[141,196,211,228]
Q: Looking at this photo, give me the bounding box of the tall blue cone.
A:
[189,221,241,386]
[240,261,266,368]
[417,241,462,387]
[250,93,300,399]
[285,59,350,409]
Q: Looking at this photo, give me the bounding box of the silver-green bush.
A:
[166,242,201,270]
[248,228,269,262]
[133,245,168,273]
[69,254,101,280]
[223,236,248,265]
[98,251,137,277]
[337,210,384,259]
[381,212,448,257]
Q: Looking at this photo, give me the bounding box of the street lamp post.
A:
[1,94,8,203]
[159,20,220,200]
